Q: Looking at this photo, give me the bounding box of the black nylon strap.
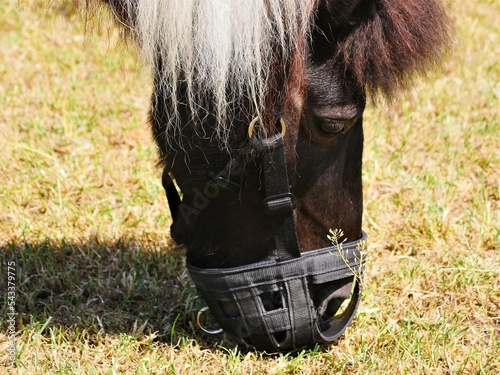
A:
[234,289,277,349]
[286,278,316,348]
[260,134,301,260]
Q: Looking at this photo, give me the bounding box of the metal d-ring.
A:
[248,117,286,139]
[196,306,223,335]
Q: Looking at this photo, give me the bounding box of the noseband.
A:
[166,119,366,352]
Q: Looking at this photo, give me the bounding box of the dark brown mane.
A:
[336,0,451,98]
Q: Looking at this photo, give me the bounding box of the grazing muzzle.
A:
[187,232,366,352]
[166,120,367,352]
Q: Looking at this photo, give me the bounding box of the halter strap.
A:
[257,132,301,260]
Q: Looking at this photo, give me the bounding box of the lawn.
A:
[1,1,498,374]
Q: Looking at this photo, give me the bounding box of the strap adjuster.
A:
[263,193,296,215]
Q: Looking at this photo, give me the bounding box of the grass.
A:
[1,0,499,374]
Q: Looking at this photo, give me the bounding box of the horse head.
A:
[103,0,450,351]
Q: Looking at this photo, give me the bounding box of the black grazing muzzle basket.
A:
[187,232,366,352]
[183,126,367,352]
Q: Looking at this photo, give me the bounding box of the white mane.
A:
[119,0,316,142]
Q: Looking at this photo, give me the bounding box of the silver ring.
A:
[196,306,223,335]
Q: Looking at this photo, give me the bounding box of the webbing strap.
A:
[286,278,316,348]
[260,134,301,260]
[234,290,277,349]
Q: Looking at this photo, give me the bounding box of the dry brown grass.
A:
[1,1,498,374]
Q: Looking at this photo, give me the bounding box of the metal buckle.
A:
[263,193,296,215]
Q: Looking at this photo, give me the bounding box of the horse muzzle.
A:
[187,231,367,352]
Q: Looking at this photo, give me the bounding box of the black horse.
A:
[92,0,450,351]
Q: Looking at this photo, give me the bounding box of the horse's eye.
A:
[316,118,349,136]
[318,119,346,134]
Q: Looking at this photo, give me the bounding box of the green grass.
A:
[1,1,499,374]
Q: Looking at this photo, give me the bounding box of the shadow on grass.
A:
[0,237,224,349]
